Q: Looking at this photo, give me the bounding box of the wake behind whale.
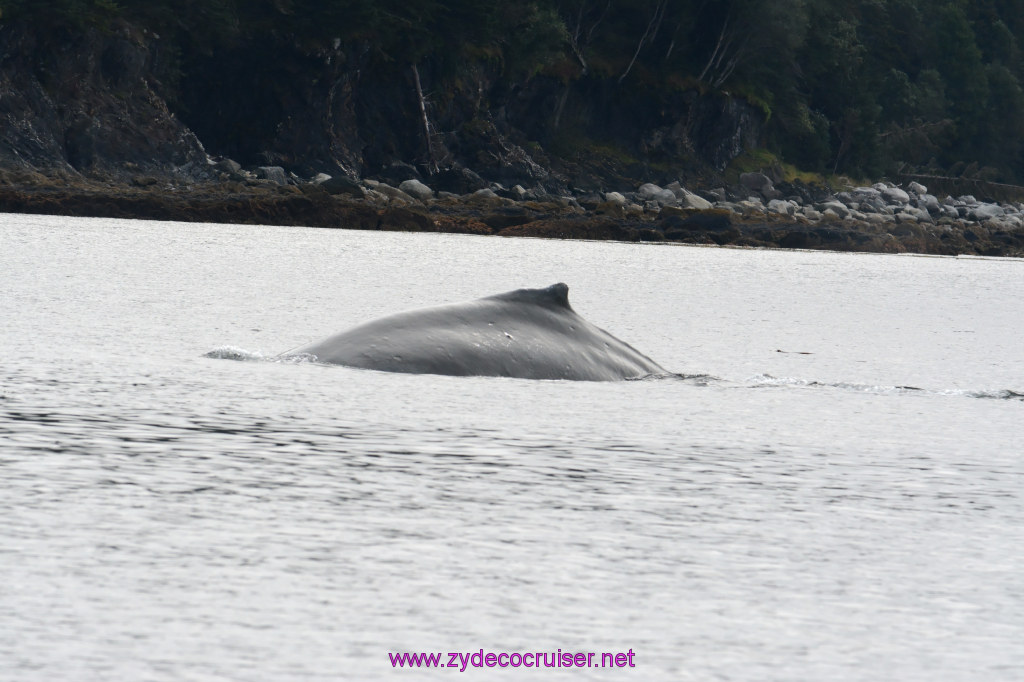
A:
[278,283,668,381]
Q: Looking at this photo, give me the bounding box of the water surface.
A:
[1,213,1022,680]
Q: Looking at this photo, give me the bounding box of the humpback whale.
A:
[281,283,666,381]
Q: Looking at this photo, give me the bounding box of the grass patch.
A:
[726,148,866,189]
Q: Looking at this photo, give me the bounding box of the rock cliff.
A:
[0,18,762,190]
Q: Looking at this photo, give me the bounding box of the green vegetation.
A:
[3,0,1024,181]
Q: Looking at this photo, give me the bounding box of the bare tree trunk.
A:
[553,85,571,130]
[618,0,667,84]
[411,63,438,175]
[565,0,611,77]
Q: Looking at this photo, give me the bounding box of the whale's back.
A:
[284,284,665,381]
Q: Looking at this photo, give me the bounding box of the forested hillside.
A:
[3,0,1023,183]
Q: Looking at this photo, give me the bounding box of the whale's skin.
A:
[282,283,666,381]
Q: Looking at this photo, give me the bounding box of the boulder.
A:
[820,201,850,219]
[768,199,795,215]
[256,166,288,185]
[968,204,1006,221]
[907,181,928,195]
[653,188,678,205]
[377,161,421,184]
[375,182,418,204]
[320,175,366,197]
[399,179,434,201]
[881,187,911,204]
[213,158,242,175]
[740,172,774,194]
[735,199,765,216]
[604,191,627,206]
[431,167,488,194]
[917,194,941,215]
[637,183,664,200]
[679,189,713,210]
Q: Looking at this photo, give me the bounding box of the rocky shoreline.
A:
[2,167,1023,258]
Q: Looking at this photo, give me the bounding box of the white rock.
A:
[881,187,910,204]
[820,201,850,218]
[679,189,713,210]
[603,191,627,205]
[969,204,1005,221]
[736,199,765,215]
[376,182,417,204]
[907,181,928,195]
[802,208,823,221]
[918,194,941,214]
[767,199,794,215]
[638,183,664,200]
[653,189,678,205]
[398,178,434,201]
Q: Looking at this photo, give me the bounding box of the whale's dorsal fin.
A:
[488,283,572,310]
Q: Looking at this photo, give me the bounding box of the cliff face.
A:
[0,20,207,181]
[0,19,763,190]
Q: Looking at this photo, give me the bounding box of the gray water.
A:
[1,213,1022,681]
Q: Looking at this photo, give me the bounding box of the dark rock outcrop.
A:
[0,20,207,180]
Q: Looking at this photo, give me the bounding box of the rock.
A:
[802,208,823,221]
[603,191,627,206]
[131,175,158,187]
[768,199,795,215]
[311,172,332,184]
[399,179,434,201]
[320,174,366,197]
[853,186,882,201]
[917,194,941,215]
[637,183,664,200]
[740,172,774,194]
[431,167,488,194]
[820,201,850,219]
[595,201,625,217]
[375,182,418,204]
[968,204,1005,221]
[881,187,910,204]
[213,158,242,175]
[735,199,765,216]
[377,161,421,185]
[907,181,928,195]
[653,189,678,206]
[256,166,288,185]
[511,185,528,201]
[679,189,713,210]
[958,195,977,205]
